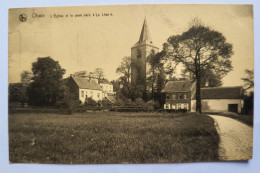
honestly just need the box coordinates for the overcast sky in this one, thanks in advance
[8,4,254,86]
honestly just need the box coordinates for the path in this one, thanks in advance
[209,115,253,160]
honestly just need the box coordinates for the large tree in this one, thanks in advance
[27,57,66,106]
[147,50,166,100]
[164,24,233,113]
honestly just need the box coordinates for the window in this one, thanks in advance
[166,94,170,99]
[97,93,100,99]
[165,104,170,109]
[137,49,141,58]
[172,104,176,109]
[172,94,176,99]
[184,93,187,99]
[81,91,84,98]
[178,93,184,99]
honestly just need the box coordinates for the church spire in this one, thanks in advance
[138,17,152,44]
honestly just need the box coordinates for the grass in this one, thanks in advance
[9,112,219,164]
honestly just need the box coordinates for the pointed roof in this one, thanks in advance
[139,18,152,43]
[132,18,157,48]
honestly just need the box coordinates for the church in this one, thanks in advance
[131,18,159,94]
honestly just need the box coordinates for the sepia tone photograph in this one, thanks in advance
[8,4,254,164]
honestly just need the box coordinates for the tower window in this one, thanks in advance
[137,49,141,58]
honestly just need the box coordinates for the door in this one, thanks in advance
[228,104,238,113]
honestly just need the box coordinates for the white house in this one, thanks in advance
[68,75,103,103]
[162,80,244,113]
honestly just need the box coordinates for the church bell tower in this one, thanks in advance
[131,18,159,95]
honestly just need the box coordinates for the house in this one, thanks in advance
[67,74,103,103]
[162,80,244,113]
[162,80,195,111]
[99,78,115,97]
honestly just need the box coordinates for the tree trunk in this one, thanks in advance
[195,53,202,114]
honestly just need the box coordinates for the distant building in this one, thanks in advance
[131,18,159,93]
[67,74,103,103]
[162,80,244,113]
[67,73,116,104]
[99,78,115,97]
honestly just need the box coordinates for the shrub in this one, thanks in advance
[134,98,145,107]
[145,100,160,110]
[84,97,97,109]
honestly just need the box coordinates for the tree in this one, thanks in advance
[116,56,132,98]
[9,71,32,106]
[147,50,166,100]
[181,67,222,87]
[27,57,66,106]
[241,69,254,91]
[94,68,105,80]
[116,56,131,84]
[164,24,233,113]
[20,71,32,86]
[9,83,28,105]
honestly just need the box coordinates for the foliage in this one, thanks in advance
[116,56,131,84]
[147,50,166,100]
[241,69,254,91]
[134,98,145,107]
[55,84,81,114]
[84,97,97,107]
[9,71,32,106]
[243,91,254,115]
[93,68,105,79]
[9,83,28,105]
[20,71,32,86]
[164,22,233,113]
[27,57,66,106]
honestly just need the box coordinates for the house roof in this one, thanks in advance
[106,95,116,104]
[71,76,102,90]
[162,80,195,93]
[99,78,111,84]
[195,86,243,100]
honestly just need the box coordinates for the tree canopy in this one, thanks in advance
[28,57,66,106]
[164,24,233,113]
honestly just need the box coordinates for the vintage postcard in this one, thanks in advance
[8,4,254,163]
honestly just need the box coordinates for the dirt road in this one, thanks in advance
[209,115,253,160]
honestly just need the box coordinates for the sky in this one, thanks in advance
[8,4,254,86]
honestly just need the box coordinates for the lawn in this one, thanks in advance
[9,112,219,164]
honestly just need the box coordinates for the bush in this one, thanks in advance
[145,100,160,110]
[84,97,97,109]
[134,98,145,107]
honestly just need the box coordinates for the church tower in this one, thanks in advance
[131,18,159,94]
